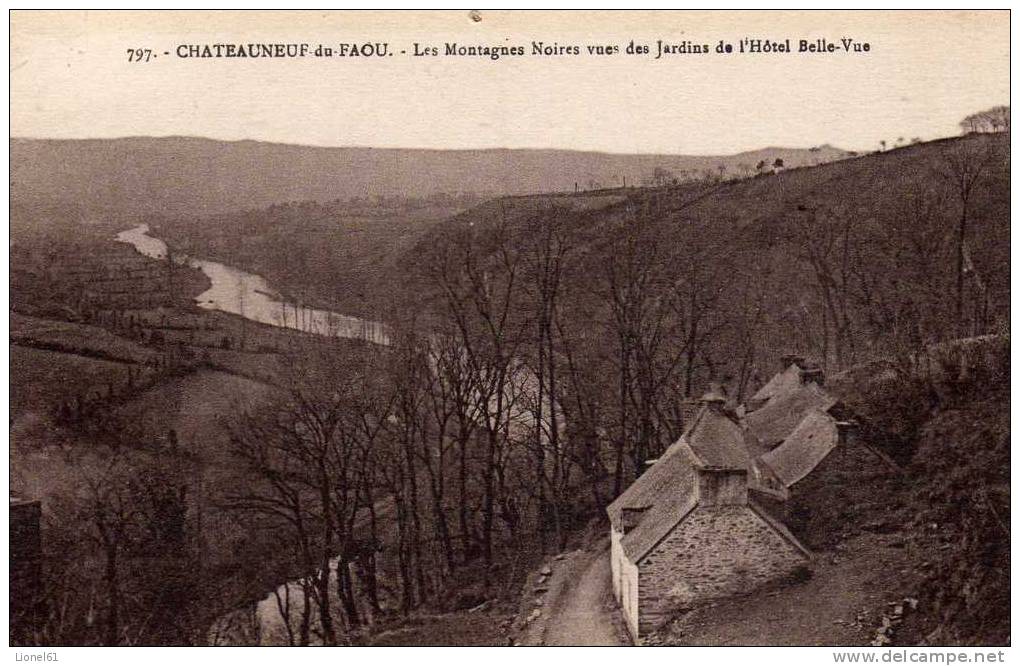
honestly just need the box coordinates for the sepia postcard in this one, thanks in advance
[7,9,1011,656]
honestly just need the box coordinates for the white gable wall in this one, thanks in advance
[610,526,640,640]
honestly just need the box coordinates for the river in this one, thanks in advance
[116,223,391,644]
[115,224,390,346]
[114,223,548,645]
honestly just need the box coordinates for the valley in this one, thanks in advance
[8,130,1009,647]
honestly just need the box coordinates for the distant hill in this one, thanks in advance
[10,136,849,217]
[403,132,1009,366]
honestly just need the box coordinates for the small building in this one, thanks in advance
[758,409,899,546]
[742,368,836,454]
[745,354,809,412]
[607,393,811,640]
[745,360,900,546]
[10,496,42,640]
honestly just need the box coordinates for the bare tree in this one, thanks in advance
[652,167,674,187]
[225,354,386,644]
[854,185,955,371]
[596,213,661,493]
[520,208,577,549]
[79,454,141,646]
[421,208,530,568]
[788,205,860,369]
[595,213,711,489]
[938,140,995,333]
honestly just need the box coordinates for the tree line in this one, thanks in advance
[212,134,1005,641]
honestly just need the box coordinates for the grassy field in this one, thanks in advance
[9,345,150,423]
[9,214,374,642]
[11,312,158,363]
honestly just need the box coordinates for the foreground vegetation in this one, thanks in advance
[188,132,1010,645]
[9,129,1009,646]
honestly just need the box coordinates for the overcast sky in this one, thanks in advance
[10,10,1010,155]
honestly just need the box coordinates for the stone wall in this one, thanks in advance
[636,505,808,636]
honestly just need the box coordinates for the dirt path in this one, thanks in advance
[519,543,630,646]
[544,550,627,646]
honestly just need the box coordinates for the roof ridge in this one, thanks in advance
[686,403,708,433]
[688,408,753,469]
[682,433,707,468]
[860,440,905,475]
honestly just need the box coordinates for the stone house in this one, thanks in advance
[744,360,900,546]
[607,392,811,640]
[606,357,903,639]
[745,354,812,412]
[742,362,836,454]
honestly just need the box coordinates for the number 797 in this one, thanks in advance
[126,48,154,62]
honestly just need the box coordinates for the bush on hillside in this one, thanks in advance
[909,388,1010,645]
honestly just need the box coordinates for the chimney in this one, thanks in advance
[799,365,825,386]
[620,507,649,534]
[696,467,748,506]
[699,386,728,412]
[639,458,658,476]
[781,353,805,370]
[835,420,860,447]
